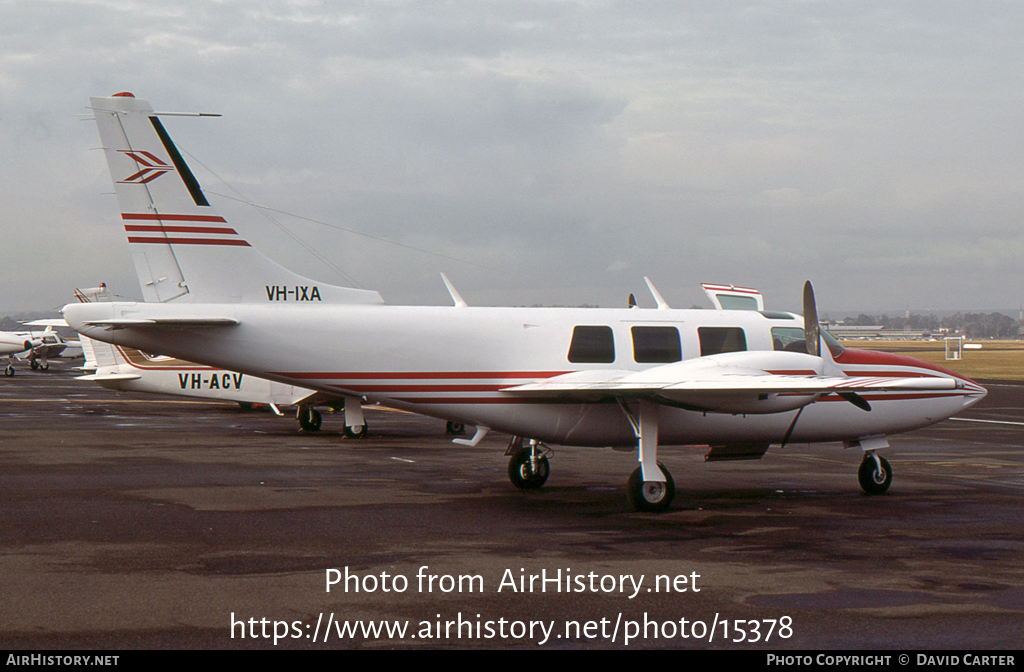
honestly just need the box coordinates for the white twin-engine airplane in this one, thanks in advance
[63,93,987,512]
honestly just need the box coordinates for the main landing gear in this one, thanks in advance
[342,396,368,438]
[506,437,550,490]
[621,399,674,512]
[627,462,675,513]
[298,406,323,431]
[297,404,369,436]
[502,399,677,513]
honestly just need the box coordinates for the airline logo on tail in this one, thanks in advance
[118,150,174,184]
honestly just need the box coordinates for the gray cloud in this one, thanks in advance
[1,1,1022,315]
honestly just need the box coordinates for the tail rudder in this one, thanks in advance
[78,333,121,371]
[90,93,382,306]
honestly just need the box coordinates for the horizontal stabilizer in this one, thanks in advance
[82,317,239,329]
[23,319,70,328]
[75,372,142,382]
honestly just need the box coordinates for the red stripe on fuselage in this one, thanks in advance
[280,371,571,380]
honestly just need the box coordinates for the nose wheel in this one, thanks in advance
[858,453,892,494]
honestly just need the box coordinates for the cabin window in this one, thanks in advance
[631,326,682,363]
[698,327,747,356]
[717,295,759,311]
[567,326,615,363]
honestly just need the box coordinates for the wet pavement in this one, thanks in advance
[1,366,1022,649]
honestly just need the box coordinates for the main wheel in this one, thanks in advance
[445,420,466,435]
[858,455,892,494]
[627,463,675,513]
[4,365,13,377]
[508,447,550,489]
[344,423,368,439]
[299,407,323,431]
[30,360,39,370]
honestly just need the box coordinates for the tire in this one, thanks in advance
[508,447,550,489]
[858,455,892,495]
[237,402,254,411]
[627,463,675,513]
[445,420,466,435]
[299,408,323,431]
[344,423,368,439]
[4,366,13,377]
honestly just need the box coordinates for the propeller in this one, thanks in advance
[803,281,819,358]
[804,280,872,413]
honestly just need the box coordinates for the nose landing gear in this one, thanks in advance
[858,452,892,494]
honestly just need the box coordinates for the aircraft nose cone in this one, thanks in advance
[959,382,987,410]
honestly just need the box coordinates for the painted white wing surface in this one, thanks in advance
[502,351,956,414]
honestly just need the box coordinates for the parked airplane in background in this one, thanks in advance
[77,333,353,430]
[0,331,36,376]
[73,285,362,434]
[63,93,986,512]
[0,322,77,376]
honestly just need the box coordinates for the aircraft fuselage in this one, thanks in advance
[64,301,985,448]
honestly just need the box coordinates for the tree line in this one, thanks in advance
[840,312,1020,339]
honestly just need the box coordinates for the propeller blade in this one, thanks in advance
[838,391,872,412]
[780,406,805,449]
[803,281,819,358]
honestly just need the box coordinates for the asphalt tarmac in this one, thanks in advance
[1,365,1022,650]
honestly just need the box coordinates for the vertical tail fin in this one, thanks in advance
[89,93,383,305]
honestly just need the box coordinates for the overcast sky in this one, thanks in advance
[2,1,1022,316]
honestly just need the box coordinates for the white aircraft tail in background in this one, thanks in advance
[72,285,361,434]
[65,93,987,512]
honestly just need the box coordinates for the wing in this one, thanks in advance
[502,351,956,415]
